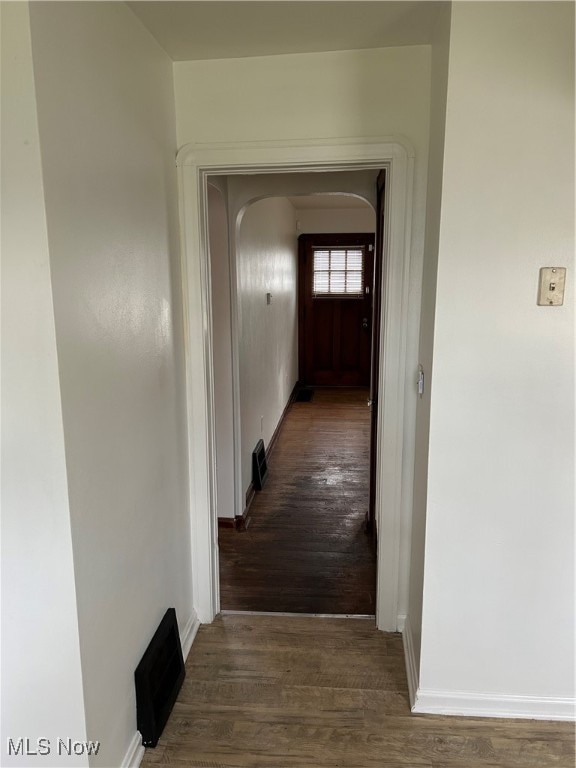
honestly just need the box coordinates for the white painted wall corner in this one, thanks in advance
[400,614,418,709]
[180,609,201,661]
[120,732,145,768]
[400,614,574,721]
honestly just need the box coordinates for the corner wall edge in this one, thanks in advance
[401,614,419,709]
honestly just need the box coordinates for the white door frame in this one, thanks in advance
[176,137,415,630]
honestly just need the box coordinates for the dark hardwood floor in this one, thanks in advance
[218,387,376,614]
[141,614,576,768]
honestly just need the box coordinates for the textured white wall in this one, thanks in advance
[296,206,375,234]
[0,6,88,765]
[419,1,574,710]
[28,3,192,765]
[237,198,298,495]
[208,183,235,519]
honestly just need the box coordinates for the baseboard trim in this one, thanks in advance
[239,484,255,529]
[400,614,418,709]
[267,380,300,459]
[234,381,299,531]
[221,609,375,619]
[218,492,253,530]
[413,688,576,721]
[179,609,200,661]
[121,731,145,768]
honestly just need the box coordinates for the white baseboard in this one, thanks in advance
[414,689,576,721]
[121,731,145,768]
[180,608,200,661]
[396,613,406,632]
[401,615,418,709]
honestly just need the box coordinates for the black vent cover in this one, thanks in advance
[135,608,185,748]
[295,388,314,402]
[252,439,268,491]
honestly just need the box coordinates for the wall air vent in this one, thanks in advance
[252,439,268,491]
[134,608,185,748]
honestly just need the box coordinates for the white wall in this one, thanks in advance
[406,3,451,689]
[28,3,193,765]
[296,206,375,235]
[226,171,379,215]
[208,182,235,519]
[418,1,575,717]
[0,6,88,765]
[174,46,431,148]
[237,197,298,496]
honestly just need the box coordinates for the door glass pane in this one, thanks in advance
[312,246,364,297]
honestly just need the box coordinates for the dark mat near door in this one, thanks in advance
[295,388,314,402]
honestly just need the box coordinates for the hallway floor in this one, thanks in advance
[218,387,376,614]
[141,614,575,768]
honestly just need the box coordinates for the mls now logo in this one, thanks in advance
[57,739,100,756]
[7,738,100,757]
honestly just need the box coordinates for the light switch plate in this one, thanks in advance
[537,267,566,306]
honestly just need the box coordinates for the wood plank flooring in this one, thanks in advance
[218,388,376,614]
[141,614,575,768]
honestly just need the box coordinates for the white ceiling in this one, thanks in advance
[128,2,442,61]
[289,194,372,210]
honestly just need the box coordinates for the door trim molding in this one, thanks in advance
[176,137,415,628]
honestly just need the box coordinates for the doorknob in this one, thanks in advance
[362,317,369,329]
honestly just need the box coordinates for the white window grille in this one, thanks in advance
[312,247,364,297]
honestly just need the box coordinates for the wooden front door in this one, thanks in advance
[298,233,375,387]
